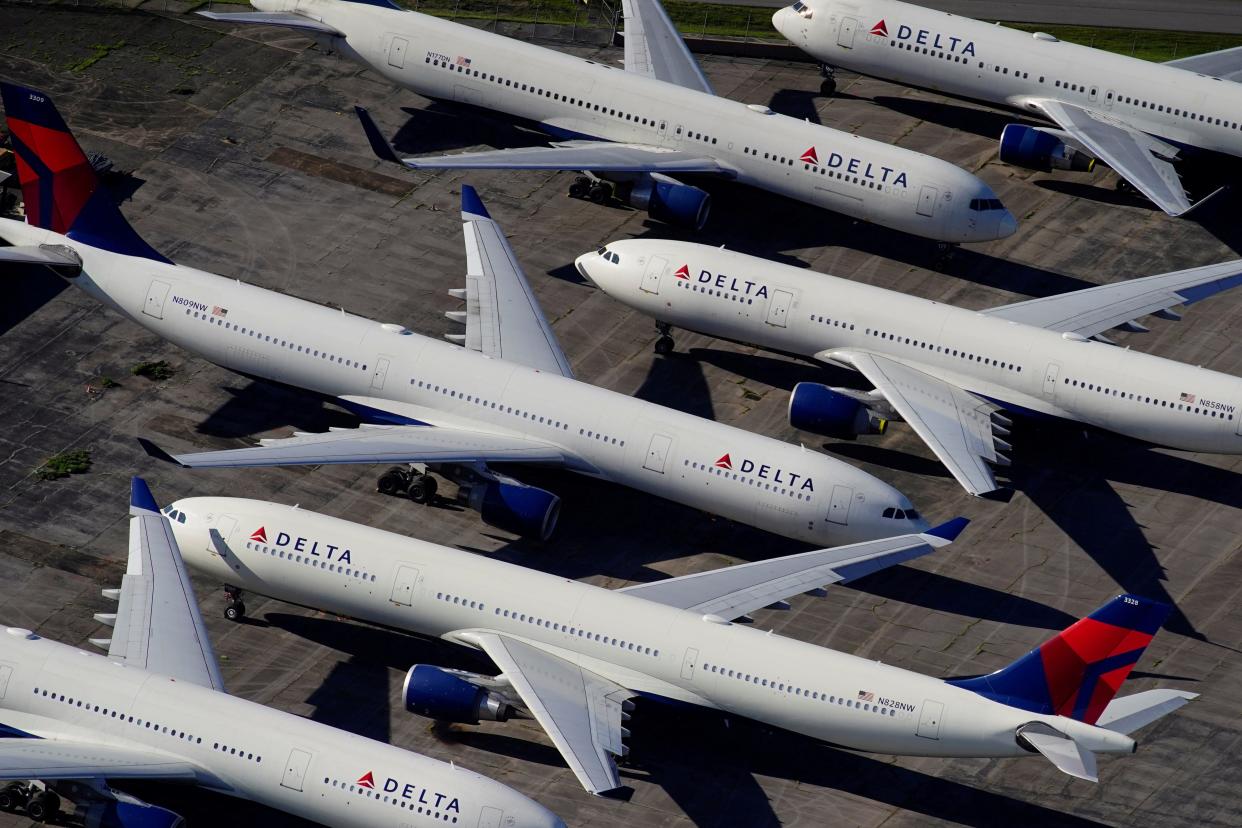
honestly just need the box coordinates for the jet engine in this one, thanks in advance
[999,124,1095,173]
[84,799,186,828]
[788,382,888,439]
[458,478,560,541]
[628,173,712,230]
[403,665,513,724]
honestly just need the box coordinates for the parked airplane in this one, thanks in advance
[0,82,926,545]
[0,479,562,827]
[166,495,1196,793]
[196,0,1018,244]
[574,240,1242,496]
[772,0,1242,215]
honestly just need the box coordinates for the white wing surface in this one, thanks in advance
[981,259,1242,339]
[1164,45,1242,81]
[620,0,715,94]
[459,187,574,377]
[468,633,633,795]
[0,739,198,781]
[619,519,967,620]
[197,11,343,36]
[107,479,224,691]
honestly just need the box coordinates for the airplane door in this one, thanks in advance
[371,356,392,392]
[838,17,858,48]
[1043,362,1060,399]
[826,484,852,525]
[478,807,504,828]
[916,186,938,217]
[387,35,408,68]
[390,564,420,606]
[643,433,672,473]
[143,280,170,320]
[0,664,12,700]
[765,289,793,327]
[680,647,699,680]
[280,748,312,791]
[917,699,944,739]
[641,256,668,294]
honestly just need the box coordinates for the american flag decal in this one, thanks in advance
[212,306,228,318]
[1180,392,1196,403]
[857,690,875,702]
[455,55,472,67]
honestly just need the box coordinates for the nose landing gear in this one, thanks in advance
[819,63,837,95]
[654,322,675,355]
[224,585,246,622]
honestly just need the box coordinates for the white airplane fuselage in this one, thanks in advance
[0,627,560,828]
[774,0,1242,160]
[0,218,925,544]
[169,497,1138,764]
[246,0,1015,243]
[577,240,1242,453]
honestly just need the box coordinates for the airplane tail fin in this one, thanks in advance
[947,594,1172,724]
[0,83,168,262]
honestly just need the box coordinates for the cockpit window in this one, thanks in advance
[882,507,910,519]
[597,246,608,255]
[905,509,919,520]
[882,507,896,518]
[791,1,813,18]
[610,252,620,264]
[177,512,186,524]
[969,198,1005,211]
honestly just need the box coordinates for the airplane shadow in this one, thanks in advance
[1189,187,1242,255]
[767,88,823,124]
[305,655,393,744]
[112,782,321,828]
[869,95,1032,142]
[1034,179,1156,210]
[195,381,361,439]
[823,441,955,479]
[545,260,587,285]
[681,346,832,392]
[391,104,548,156]
[631,351,716,420]
[0,260,68,337]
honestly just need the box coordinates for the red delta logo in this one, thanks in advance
[870,19,889,37]
[674,264,690,280]
[709,453,815,492]
[357,771,376,789]
[249,526,267,543]
[800,146,819,165]
[714,453,733,470]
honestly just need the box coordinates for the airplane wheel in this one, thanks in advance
[377,467,410,496]
[0,783,28,811]
[568,178,590,198]
[1115,179,1134,193]
[654,335,675,355]
[26,791,59,823]
[408,474,438,505]
[224,601,246,622]
[820,78,836,96]
[588,182,611,204]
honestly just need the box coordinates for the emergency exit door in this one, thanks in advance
[838,17,858,48]
[387,35,408,68]
[390,565,420,606]
[641,256,667,294]
[917,186,938,217]
[765,289,793,327]
[281,749,312,791]
[143,280,170,319]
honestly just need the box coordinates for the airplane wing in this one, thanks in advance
[106,479,225,691]
[619,518,967,621]
[355,107,732,175]
[138,424,573,470]
[467,632,633,795]
[834,350,1006,496]
[0,739,199,782]
[197,11,344,37]
[1165,44,1242,82]
[981,259,1242,339]
[0,244,82,270]
[457,186,574,377]
[620,0,715,95]
[1035,99,1199,216]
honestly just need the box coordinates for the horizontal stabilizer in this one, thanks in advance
[197,11,344,37]
[1017,723,1098,782]
[0,244,82,272]
[1096,689,1199,735]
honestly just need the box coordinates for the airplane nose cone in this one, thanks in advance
[573,253,598,288]
[997,209,1018,239]
[772,8,789,34]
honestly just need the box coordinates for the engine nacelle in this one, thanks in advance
[83,800,185,828]
[629,173,711,230]
[461,480,560,541]
[403,665,512,724]
[789,382,887,439]
[999,124,1095,173]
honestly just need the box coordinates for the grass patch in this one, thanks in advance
[68,40,127,73]
[34,449,92,481]
[1005,24,1242,62]
[131,360,175,381]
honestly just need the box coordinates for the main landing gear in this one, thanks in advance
[934,241,958,270]
[568,175,614,205]
[819,63,837,95]
[0,783,60,823]
[654,322,675,355]
[224,585,246,622]
[377,464,439,505]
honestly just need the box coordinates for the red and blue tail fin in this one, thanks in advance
[948,594,1172,725]
[0,82,168,262]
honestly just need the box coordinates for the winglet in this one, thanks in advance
[137,438,187,468]
[130,476,161,515]
[354,106,403,165]
[461,184,491,220]
[924,516,969,543]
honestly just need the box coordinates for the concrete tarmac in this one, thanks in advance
[1,7,1240,828]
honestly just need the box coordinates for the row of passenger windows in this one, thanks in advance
[186,308,368,371]
[326,777,458,823]
[676,278,758,305]
[1063,377,1235,420]
[245,540,377,582]
[889,40,1242,130]
[802,162,892,191]
[866,327,1024,373]
[684,459,813,501]
[702,662,903,717]
[489,604,660,658]
[812,314,855,331]
[31,686,263,762]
